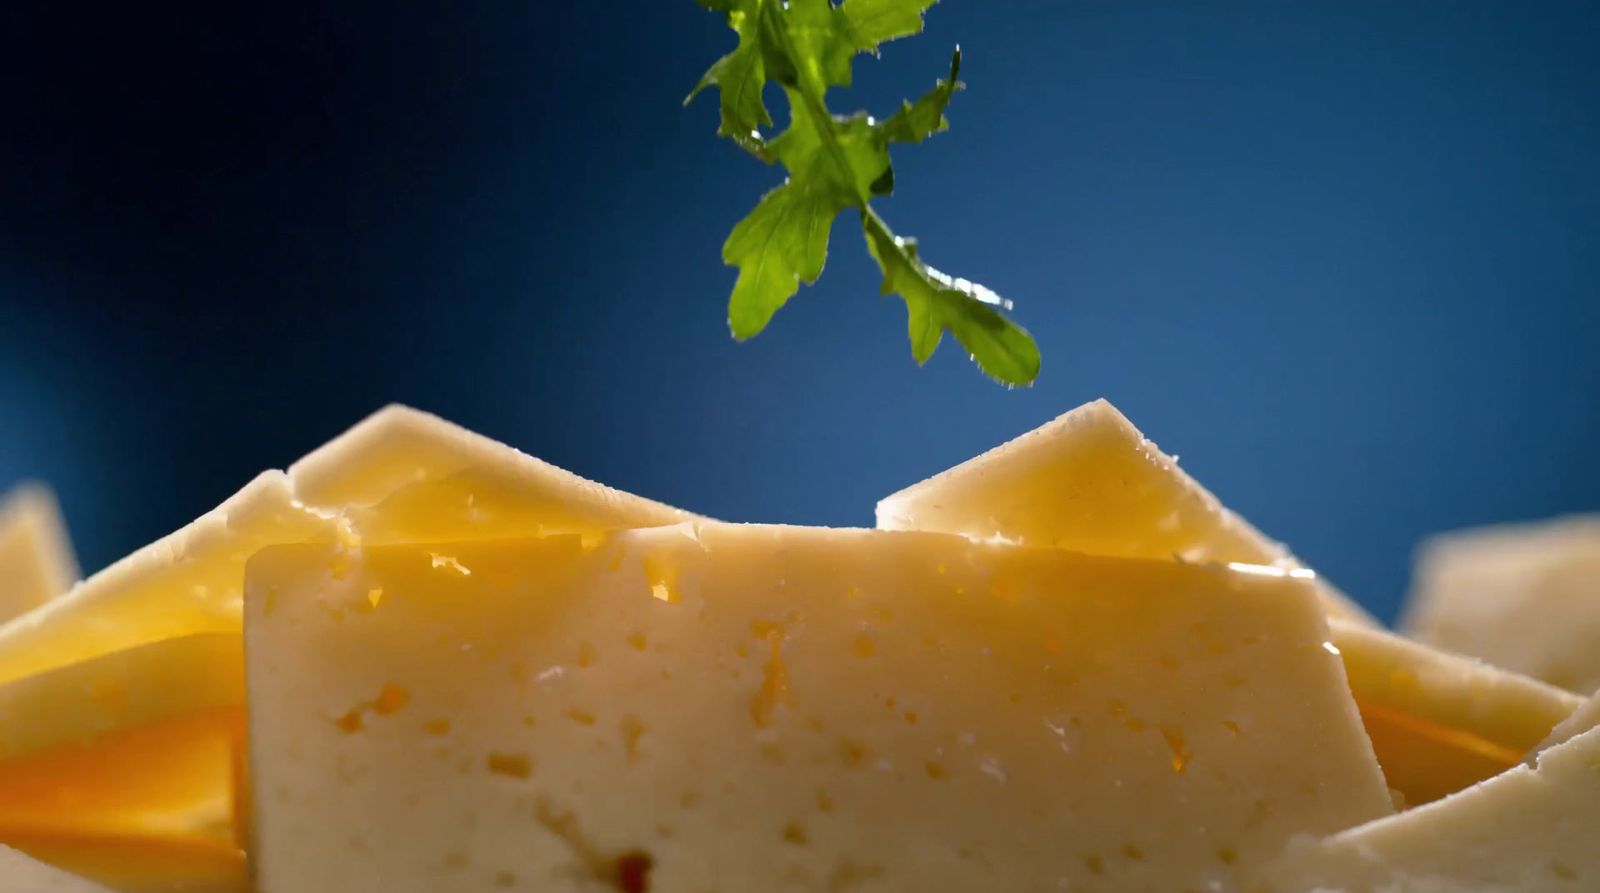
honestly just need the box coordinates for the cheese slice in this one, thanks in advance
[245,524,1393,893]
[0,485,78,624]
[876,399,1374,623]
[0,844,113,893]
[0,634,244,845]
[1533,685,1600,756]
[1250,722,1600,892]
[1403,515,1600,692]
[1328,620,1581,808]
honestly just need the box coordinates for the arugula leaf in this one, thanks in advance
[688,0,1040,385]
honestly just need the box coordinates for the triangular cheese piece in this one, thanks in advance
[0,485,78,624]
[245,524,1392,893]
[1403,515,1600,692]
[1251,722,1600,891]
[876,399,1374,623]
[2,837,246,893]
[1329,619,1580,807]
[0,844,113,893]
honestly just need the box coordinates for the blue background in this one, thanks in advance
[2,1,1596,622]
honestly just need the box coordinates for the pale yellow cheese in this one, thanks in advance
[1328,620,1580,807]
[1403,515,1600,692]
[245,524,1392,893]
[0,844,113,893]
[2,837,247,893]
[1532,685,1600,756]
[876,398,1374,623]
[0,485,78,624]
[1249,722,1600,893]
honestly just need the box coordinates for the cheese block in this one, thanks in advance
[1328,620,1581,807]
[876,399,1374,623]
[1249,722,1600,892]
[0,844,113,893]
[1403,515,1600,692]
[245,524,1393,893]
[0,485,78,624]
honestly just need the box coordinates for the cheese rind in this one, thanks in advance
[1403,515,1600,692]
[876,399,1373,623]
[0,485,78,624]
[1250,723,1600,893]
[1328,620,1581,807]
[246,524,1392,893]
[0,844,113,893]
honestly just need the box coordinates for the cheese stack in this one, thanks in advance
[0,400,1592,892]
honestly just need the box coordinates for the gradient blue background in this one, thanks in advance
[2,1,1596,622]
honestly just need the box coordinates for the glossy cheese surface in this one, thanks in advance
[1329,620,1580,807]
[246,524,1391,893]
[1251,723,1600,892]
[876,399,1373,623]
[0,485,78,625]
[1404,515,1600,692]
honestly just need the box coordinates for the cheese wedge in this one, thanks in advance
[1328,620,1580,807]
[0,484,78,624]
[1403,515,1600,692]
[0,844,113,893]
[245,524,1392,893]
[876,399,1374,623]
[0,406,694,877]
[1250,722,1600,892]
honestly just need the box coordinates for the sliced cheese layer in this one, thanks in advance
[0,635,244,846]
[3,836,247,893]
[0,484,78,624]
[876,399,1373,623]
[1403,515,1600,692]
[246,525,1392,893]
[1250,722,1600,892]
[0,844,113,893]
[1328,620,1581,807]
[0,405,695,876]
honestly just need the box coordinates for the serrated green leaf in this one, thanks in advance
[723,179,848,339]
[841,0,938,52]
[880,48,962,145]
[687,1,773,156]
[861,209,1038,384]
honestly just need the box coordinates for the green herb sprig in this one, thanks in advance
[687,0,1040,386]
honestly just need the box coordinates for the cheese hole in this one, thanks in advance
[495,871,517,887]
[1161,727,1191,774]
[486,752,532,779]
[423,717,452,736]
[924,760,950,780]
[626,632,648,651]
[373,684,410,716]
[565,708,596,726]
[577,642,597,668]
[1215,846,1237,865]
[613,852,653,893]
[781,821,808,845]
[1123,844,1145,861]
[1084,855,1105,876]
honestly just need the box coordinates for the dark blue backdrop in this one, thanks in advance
[2,2,1596,622]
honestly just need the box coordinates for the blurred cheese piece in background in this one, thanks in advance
[1250,722,1600,892]
[0,844,113,893]
[0,484,78,624]
[1403,515,1600,692]
[0,405,694,880]
[245,524,1392,893]
[1328,619,1580,807]
[876,399,1374,623]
